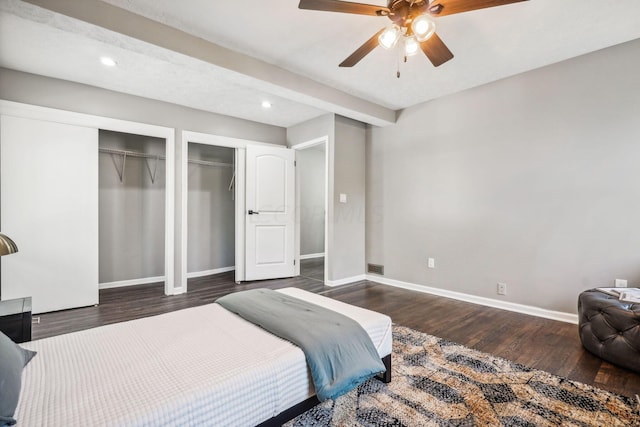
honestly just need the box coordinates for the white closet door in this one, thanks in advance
[1,115,99,313]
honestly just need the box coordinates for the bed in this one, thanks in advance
[11,288,392,426]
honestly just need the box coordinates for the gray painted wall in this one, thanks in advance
[298,145,325,256]
[99,130,165,283]
[334,116,366,279]
[287,114,335,147]
[365,125,385,266]
[366,38,640,314]
[287,114,336,279]
[287,114,367,281]
[187,144,235,272]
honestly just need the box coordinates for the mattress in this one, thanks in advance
[15,288,392,427]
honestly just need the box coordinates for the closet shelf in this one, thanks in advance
[99,147,233,168]
[100,147,233,184]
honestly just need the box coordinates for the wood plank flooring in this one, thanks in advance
[32,263,640,399]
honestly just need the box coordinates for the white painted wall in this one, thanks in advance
[366,38,640,314]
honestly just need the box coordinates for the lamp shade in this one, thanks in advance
[0,233,18,256]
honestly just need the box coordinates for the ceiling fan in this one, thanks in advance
[298,0,528,69]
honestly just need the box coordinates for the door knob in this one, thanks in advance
[248,209,259,215]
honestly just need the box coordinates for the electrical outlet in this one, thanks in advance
[428,258,435,269]
[497,282,507,295]
[614,279,628,288]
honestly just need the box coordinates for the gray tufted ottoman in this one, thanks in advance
[578,289,640,373]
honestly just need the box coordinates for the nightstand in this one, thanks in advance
[0,296,32,343]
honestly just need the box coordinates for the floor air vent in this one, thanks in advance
[367,263,384,275]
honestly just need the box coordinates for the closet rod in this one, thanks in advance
[99,147,233,168]
[188,158,233,168]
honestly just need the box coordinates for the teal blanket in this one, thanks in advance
[216,289,385,401]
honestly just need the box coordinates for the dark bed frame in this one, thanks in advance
[256,354,391,427]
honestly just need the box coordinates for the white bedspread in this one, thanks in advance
[15,288,392,427]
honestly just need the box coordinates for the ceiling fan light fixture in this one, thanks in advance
[404,36,420,56]
[378,24,402,49]
[412,14,436,42]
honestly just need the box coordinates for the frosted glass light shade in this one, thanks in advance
[378,25,402,49]
[412,14,436,42]
[404,36,420,56]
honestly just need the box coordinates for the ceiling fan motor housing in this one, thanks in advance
[387,0,431,32]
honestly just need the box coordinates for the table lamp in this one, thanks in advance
[0,233,18,256]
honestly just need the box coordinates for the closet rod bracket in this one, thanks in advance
[145,155,160,184]
[110,152,127,183]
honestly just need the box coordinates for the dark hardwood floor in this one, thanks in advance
[32,270,640,399]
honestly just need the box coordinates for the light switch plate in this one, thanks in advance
[339,193,347,203]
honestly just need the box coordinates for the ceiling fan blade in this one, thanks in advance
[420,33,454,67]
[299,0,390,16]
[429,0,528,17]
[339,28,385,67]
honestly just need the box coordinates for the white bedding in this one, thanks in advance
[15,288,392,427]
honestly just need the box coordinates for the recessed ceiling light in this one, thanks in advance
[261,101,272,109]
[100,57,117,67]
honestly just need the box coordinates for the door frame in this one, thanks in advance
[179,131,287,290]
[291,136,329,284]
[0,100,176,296]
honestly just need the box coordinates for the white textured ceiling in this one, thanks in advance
[1,0,640,127]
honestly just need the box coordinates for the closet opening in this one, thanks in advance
[186,143,236,286]
[294,138,328,284]
[98,130,166,291]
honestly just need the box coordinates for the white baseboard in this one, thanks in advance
[169,286,185,295]
[326,274,367,287]
[186,266,235,279]
[366,275,578,324]
[99,276,165,290]
[300,253,325,260]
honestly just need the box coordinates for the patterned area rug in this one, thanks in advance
[285,325,640,426]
